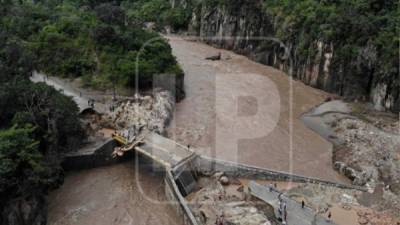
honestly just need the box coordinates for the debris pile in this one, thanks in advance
[188,173,272,225]
[333,118,400,189]
[110,91,174,136]
[102,90,174,157]
[301,100,400,220]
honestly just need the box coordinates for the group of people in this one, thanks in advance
[278,192,334,224]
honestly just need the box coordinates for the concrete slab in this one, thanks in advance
[135,133,194,168]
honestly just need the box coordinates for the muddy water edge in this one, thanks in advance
[47,159,182,225]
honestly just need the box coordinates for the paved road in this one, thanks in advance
[249,181,335,225]
[30,71,107,113]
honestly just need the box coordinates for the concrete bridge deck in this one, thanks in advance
[249,181,335,225]
[135,133,195,168]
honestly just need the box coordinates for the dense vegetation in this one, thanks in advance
[0,14,83,223]
[186,0,398,79]
[1,0,183,90]
[122,0,193,31]
[0,0,184,224]
[263,0,399,89]
[173,0,398,110]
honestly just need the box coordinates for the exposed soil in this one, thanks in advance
[187,174,275,225]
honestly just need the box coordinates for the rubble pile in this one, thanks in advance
[110,90,174,137]
[333,118,400,188]
[372,119,399,135]
[302,100,400,220]
[188,174,272,225]
[331,115,400,218]
[356,207,399,225]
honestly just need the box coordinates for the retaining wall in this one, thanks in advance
[194,155,366,191]
[62,139,126,171]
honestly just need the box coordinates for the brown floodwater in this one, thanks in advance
[166,36,343,182]
[47,35,346,225]
[47,162,182,225]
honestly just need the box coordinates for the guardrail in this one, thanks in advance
[195,155,367,191]
[165,170,199,225]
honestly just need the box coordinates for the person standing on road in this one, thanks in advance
[327,211,332,222]
[283,201,288,223]
[278,198,282,218]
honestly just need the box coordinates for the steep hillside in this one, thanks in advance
[171,0,399,112]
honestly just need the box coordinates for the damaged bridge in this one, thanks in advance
[129,132,195,168]
[113,132,198,197]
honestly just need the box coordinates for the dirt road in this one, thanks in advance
[166,36,344,182]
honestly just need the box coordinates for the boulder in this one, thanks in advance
[219,176,230,185]
[334,161,346,172]
[389,182,400,195]
[205,52,221,61]
[344,167,358,180]
[358,217,369,225]
[213,172,224,179]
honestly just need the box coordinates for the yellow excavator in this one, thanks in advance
[112,133,128,145]
[111,131,146,157]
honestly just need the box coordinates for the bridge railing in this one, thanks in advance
[165,170,199,225]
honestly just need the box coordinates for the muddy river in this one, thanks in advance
[48,162,181,225]
[47,36,345,224]
[166,36,342,182]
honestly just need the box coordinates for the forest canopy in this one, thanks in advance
[1,0,183,90]
[0,0,184,224]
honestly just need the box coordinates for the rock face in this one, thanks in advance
[1,193,46,225]
[173,0,399,112]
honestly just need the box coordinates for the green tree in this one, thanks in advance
[0,126,44,196]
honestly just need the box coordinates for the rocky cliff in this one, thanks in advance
[173,0,399,112]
